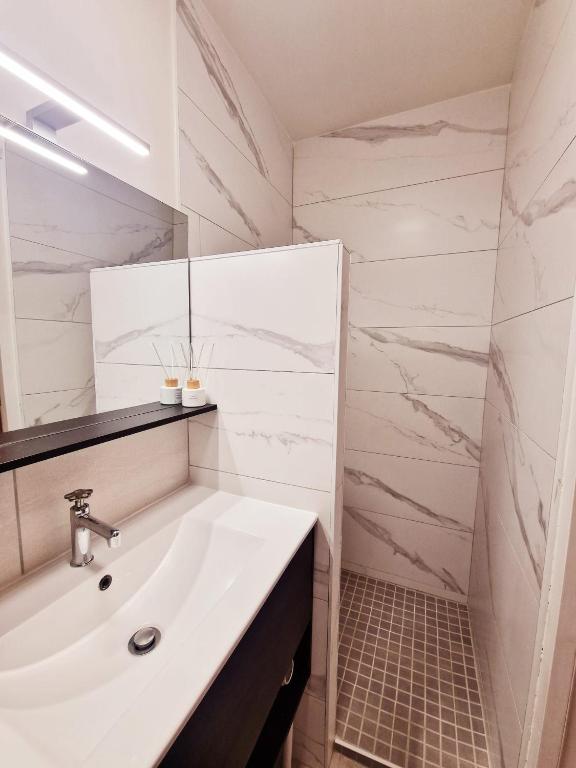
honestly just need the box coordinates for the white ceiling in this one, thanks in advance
[203,0,531,140]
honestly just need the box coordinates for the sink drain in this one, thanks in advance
[128,626,161,656]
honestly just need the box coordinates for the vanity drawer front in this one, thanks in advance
[160,528,314,768]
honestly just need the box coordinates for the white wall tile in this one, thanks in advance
[345,391,484,467]
[481,403,555,599]
[176,0,292,202]
[294,86,508,205]
[93,363,162,412]
[486,299,573,457]
[349,251,496,327]
[342,505,472,599]
[494,138,576,323]
[189,244,339,373]
[11,238,95,323]
[16,319,93,395]
[6,151,175,266]
[179,91,291,249]
[293,171,503,262]
[198,217,253,257]
[503,2,576,240]
[188,368,335,491]
[348,325,490,397]
[22,388,96,427]
[344,449,478,532]
[91,260,189,366]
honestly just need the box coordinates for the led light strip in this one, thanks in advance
[0,124,87,175]
[0,48,149,156]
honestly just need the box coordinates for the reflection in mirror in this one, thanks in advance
[0,117,189,432]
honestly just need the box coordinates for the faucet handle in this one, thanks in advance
[65,489,93,512]
[64,489,93,502]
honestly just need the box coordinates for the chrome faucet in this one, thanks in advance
[65,489,121,567]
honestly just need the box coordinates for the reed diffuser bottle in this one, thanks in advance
[181,342,212,407]
[153,343,183,405]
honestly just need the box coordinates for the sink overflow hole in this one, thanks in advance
[128,627,161,656]
[99,574,112,591]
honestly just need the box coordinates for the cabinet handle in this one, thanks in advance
[282,660,295,686]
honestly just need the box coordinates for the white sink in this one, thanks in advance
[0,485,317,767]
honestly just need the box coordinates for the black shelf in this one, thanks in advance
[0,402,217,473]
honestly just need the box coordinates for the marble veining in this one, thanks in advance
[322,120,506,143]
[176,0,269,180]
[180,125,262,243]
[487,337,519,426]
[94,315,189,362]
[345,504,466,595]
[192,314,335,372]
[344,465,473,533]
[404,394,481,463]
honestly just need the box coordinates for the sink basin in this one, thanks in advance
[0,485,317,767]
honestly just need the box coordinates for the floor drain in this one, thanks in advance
[128,626,161,655]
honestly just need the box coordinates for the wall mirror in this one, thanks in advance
[0,115,190,437]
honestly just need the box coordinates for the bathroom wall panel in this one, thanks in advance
[93,363,164,412]
[344,449,478,532]
[493,138,576,324]
[348,325,490,398]
[486,298,573,458]
[350,251,496,327]
[342,505,472,601]
[188,368,335,491]
[293,170,502,263]
[14,421,189,573]
[345,391,483,467]
[502,1,576,241]
[176,0,292,202]
[91,261,189,367]
[189,245,339,374]
[481,403,555,599]
[0,472,22,590]
[294,88,506,604]
[179,92,291,249]
[294,86,508,205]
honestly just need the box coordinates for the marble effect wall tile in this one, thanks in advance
[188,367,336,491]
[179,91,291,249]
[344,449,478,532]
[502,2,576,240]
[15,422,189,573]
[345,391,484,467]
[494,138,576,323]
[198,216,253,256]
[90,261,189,367]
[293,692,326,768]
[293,171,502,262]
[16,319,93,396]
[11,238,95,324]
[22,388,96,427]
[481,403,555,599]
[176,0,292,202]
[6,151,175,267]
[342,505,472,599]
[350,251,496,328]
[93,363,163,412]
[348,325,490,397]
[189,244,338,373]
[0,473,22,590]
[486,298,573,457]
[294,86,508,205]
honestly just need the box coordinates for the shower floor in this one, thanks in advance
[336,571,489,768]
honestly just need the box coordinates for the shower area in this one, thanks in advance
[292,1,576,766]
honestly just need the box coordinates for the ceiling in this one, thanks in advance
[203,0,531,140]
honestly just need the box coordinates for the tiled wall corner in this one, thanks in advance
[293,86,508,602]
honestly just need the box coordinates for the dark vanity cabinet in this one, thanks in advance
[160,529,314,768]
